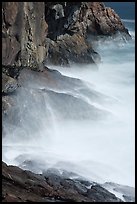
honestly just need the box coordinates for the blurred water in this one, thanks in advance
[2,20,135,189]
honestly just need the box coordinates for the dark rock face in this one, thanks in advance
[2,162,122,202]
[45,2,130,40]
[2,2,132,202]
[46,34,98,66]
[2,37,20,66]
[84,2,130,36]
[44,2,130,66]
[2,73,18,94]
[2,2,130,68]
[2,2,48,69]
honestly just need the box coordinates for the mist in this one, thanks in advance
[2,26,135,189]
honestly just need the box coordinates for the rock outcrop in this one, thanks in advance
[2,73,18,94]
[46,34,100,66]
[44,2,130,66]
[2,2,133,202]
[2,2,130,69]
[2,162,122,202]
[45,2,130,39]
[2,2,48,69]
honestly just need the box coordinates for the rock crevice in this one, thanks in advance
[2,2,130,69]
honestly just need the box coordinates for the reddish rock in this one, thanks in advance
[45,2,130,39]
[2,2,130,68]
[46,34,98,66]
[3,2,18,26]
[2,162,122,202]
[2,2,48,69]
[2,37,20,66]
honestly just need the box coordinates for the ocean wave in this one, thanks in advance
[121,19,135,23]
[129,30,135,39]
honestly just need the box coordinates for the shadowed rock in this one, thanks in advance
[2,73,18,94]
[2,162,122,202]
[2,2,131,68]
[2,2,48,69]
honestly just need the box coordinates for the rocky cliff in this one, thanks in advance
[2,2,130,69]
[2,2,48,69]
[2,1,131,121]
[2,2,132,202]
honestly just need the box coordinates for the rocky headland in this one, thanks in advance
[2,2,134,202]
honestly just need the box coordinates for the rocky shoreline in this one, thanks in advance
[2,2,130,69]
[2,162,135,202]
[2,2,133,202]
[2,162,122,202]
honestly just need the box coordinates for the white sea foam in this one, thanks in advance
[2,24,135,192]
[121,19,135,23]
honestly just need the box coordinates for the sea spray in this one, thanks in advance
[2,23,135,189]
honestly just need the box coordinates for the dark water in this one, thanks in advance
[104,2,135,20]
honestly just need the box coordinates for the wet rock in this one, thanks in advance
[44,2,130,66]
[2,65,23,79]
[44,89,108,120]
[2,67,110,137]
[87,184,122,202]
[2,73,18,94]
[102,182,135,202]
[45,2,130,40]
[16,68,110,121]
[2,2,131,68]
[2,96,14,116]
[2,162,123,202]
[85,2,130,38]
[17,67,108,103]
[46,34,98,66]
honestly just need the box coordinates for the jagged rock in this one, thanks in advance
[2,65,23,79]
[2,2,18,26]
[46,33,99,66]
[45,2,130,39]
[2,3,133,202]
[2,73,18,94]
[102,182,135,202]
[84,2,130,37]
[2,37,20,66]
[2,162,122,202]
[2,2,131,68]
[2,96,14,116]
[44,2,130,66]
[87,185,122,202]
[12,68,110,122]
[2,2,48,69]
